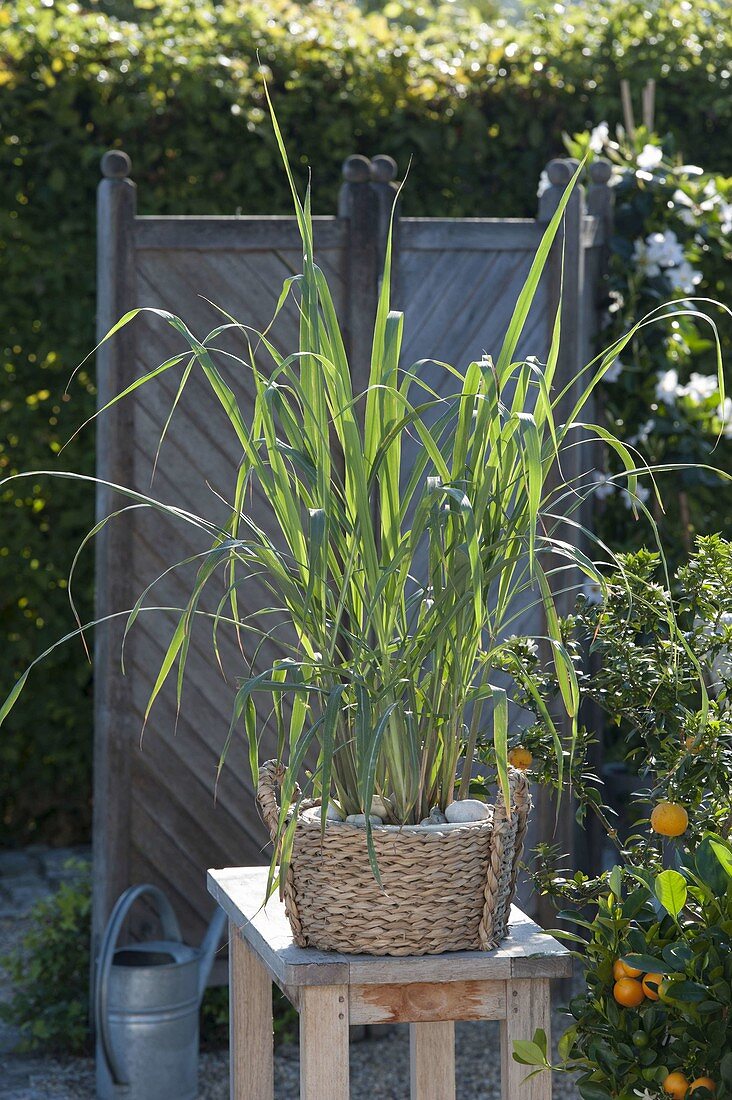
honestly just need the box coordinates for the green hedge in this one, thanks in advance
[2,0,731,844]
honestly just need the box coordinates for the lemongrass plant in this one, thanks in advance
[1,97,727,887]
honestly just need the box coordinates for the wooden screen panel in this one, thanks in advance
[118,235,346,945]
[396,228,551,642]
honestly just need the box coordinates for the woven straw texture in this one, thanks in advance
[257,761,531,956]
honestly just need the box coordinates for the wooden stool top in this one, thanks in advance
[208,867,572,989]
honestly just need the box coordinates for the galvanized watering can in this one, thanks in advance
[94,883,226,1100]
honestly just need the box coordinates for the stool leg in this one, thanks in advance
[299,985,350,1100]
[409,1022,456,1100]
[229,923,274,1100]
[499,978,551,1100]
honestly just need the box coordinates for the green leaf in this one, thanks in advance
[578,1083,614,1100]
[709,837,732,878]
[608,865,623,900]
[695,836,731,895]
[654,869,687,917]
[512,1039,548,1067]
[622,954,667,974]
[661,980,709,1003]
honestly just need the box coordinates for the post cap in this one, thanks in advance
[546,158,573,186]
[589,159,612,185]
[101,150,132,179]
[342,154,372,183]
[371,155,397,183]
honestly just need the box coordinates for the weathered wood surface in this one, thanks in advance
[93,151,139,953]
[207,866,573,990]
[349,979,507,1024]
[299,985,350,1100]
[500,978,552,1100]
[410,1021,456,1100]
[135,214,347,251]
[219,866,568,1099]
[229,924,274,1100]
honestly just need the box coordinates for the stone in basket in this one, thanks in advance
[257,760,531,957]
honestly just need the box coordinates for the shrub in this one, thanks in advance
[2,0,731,842]
[0,863,92,1055]
[563,126,732,565]
[511,537,732,1095]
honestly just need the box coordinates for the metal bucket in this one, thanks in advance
[95,883,223,1100]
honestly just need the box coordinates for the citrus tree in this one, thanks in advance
[504,536,732,1097]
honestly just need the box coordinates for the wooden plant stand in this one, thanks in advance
[208,867,572,1100]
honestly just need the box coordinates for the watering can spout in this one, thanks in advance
[197,905,227,1003]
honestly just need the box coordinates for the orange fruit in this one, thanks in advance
[651,802,689,837]
[689,1080,716,1095]
[685,735,702,754]
[613,977,645,1007]
[615,957,642,979]
[663,1073,690,1099]
[613,960,626,980]
[642,972,664,1001]
[508,746,533,770]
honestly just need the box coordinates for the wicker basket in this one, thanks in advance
[256,761,531,956]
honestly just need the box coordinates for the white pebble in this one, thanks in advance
[300,804,344,824]
[345,814,382,826]
[370,796,390,819]
[444,799,490,823]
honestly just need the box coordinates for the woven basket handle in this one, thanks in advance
[505,766,531,891]
[256,760,309,945]
[478,766,532,950]
[257,760,290,842]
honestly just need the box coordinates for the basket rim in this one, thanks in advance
[295,816,494,833]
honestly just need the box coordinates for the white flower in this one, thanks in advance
[633,230,685,277]
[537,170,550,198]
[621,483,651,510]
[604,358,623,383]
[719,200,732,235]
[672,189,697,226]
[717,397,732,438]
[655,368,680,404]
[637,143,663,171]
[646,230,685,268]
[627,418,655,446]
[667,260,702,295]
[632,238,661,277]
[679,372,718,405]
[634,1090,661,1100]
[589,121,610,153]
[592,471,616,500]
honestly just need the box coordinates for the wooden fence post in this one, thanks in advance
[587,159,614,240]
[338,153,401,393]
[582,158,615,879]
[338,155,380,397]
[534,159,588,923]
[93,150,138,955]
[369,154,400,299]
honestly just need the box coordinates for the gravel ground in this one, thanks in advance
[1,1014,580,1098]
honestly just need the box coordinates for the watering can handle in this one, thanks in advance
[94,883,182,1087]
